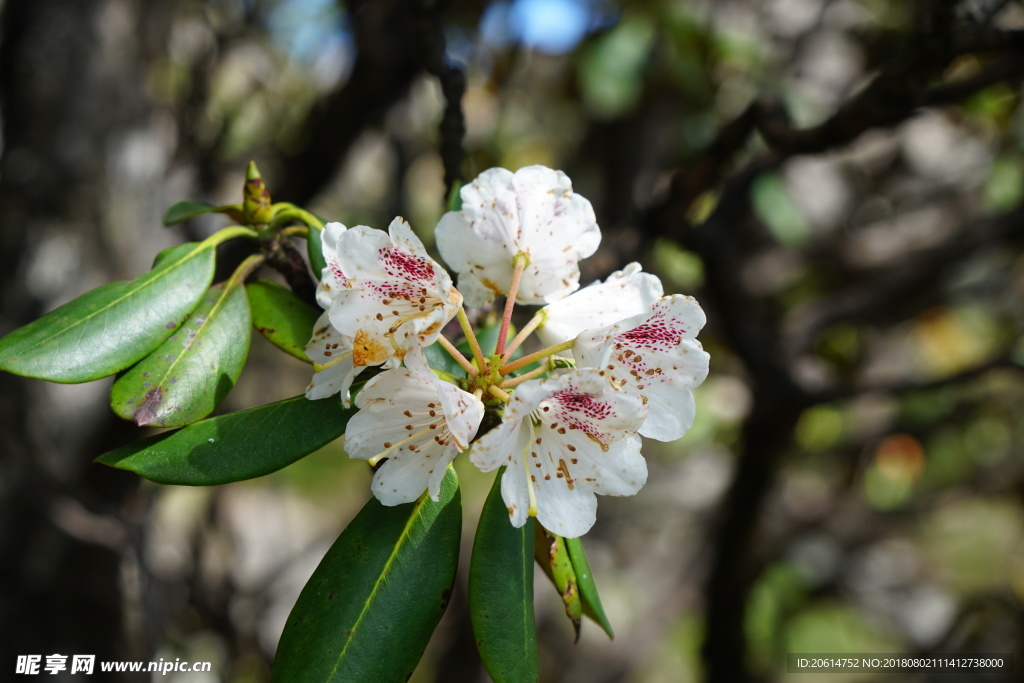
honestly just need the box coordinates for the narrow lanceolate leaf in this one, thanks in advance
[163,199,244,226]
[534,526,582,641]
[110,281,251,427]
[307,224,327,280]
[469,470,539,683]
[0,242,215,383]
[565,536,614,639]
[272,469,462,683]
[96,396,354,485]
[247,279,319,362]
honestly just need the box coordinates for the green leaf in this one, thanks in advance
[109,281,251,427]
[96,395,354,485]
[423,341,467,378]
[272,469,462,683]
[0,242,215,383]
[163,200,244,226]
[565,536,614,639]
[307,224,327,280]
[247,279,320,362]
[469,470,538,683]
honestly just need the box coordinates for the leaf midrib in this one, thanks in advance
[148,279,242,395]
[326,497,428,680]
[20,243,209,350]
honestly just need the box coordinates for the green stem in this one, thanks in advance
[500,340,574,375]
[271,204,326,231]
[227,253,266,287]
[202,226,260,248]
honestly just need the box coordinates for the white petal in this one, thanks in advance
[371,455,453,505]
[436,165,600,306]
[316,222,350,309]
[575,296,711,440]
[469,418,522,472]
[638,383,697,441]
[533,476,598,538]
[346,367,463,504]
[387,216,430,259]
[304,313,363,404]
[538,263,664,348]
[499,442,532,529]
[435,381,484,450]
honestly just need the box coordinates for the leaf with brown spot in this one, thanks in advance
[109,281,250,427]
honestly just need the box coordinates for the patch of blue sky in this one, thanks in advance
[481,0,617,55]
[267,0,352,64]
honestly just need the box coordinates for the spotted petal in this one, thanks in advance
[470,369,647,537]
[436,165,600,307]
[315,221,350,309]
[327,218,462,367]
[575,295,710,442]
[304,312,365,406]
[346,365,483,504]
[537,262,664,349]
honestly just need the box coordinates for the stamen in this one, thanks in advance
[368,426,435,465]
[313,349,354,372]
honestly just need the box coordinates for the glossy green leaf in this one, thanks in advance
[272,469,462,683]
[0,242,215,383]
[307,224,327,280]
[565,536,615,639]
[535,526,583,640]
[110,281,251,427]
[96,395,354,485]
[247,279,319,362]
[469,470,538,683]
[163,199,244,226]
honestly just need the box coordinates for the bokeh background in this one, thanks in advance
[2,0,1024,681]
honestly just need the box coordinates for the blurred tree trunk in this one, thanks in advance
[0,1,179,677]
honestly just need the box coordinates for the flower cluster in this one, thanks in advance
[306,165,710,537]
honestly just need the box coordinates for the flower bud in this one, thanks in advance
[243,161,273,225]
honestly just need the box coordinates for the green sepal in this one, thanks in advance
[534,525,583,641]
[565,536,614,639]
[163,200,244,226]
[109,280,251,427]
[247,279,319,362]
[272,468,462,683]
[469,469,539,682]
[96,395,354,485]
[0,242,215,383]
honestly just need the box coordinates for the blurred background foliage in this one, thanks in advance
[2,0,1024,681]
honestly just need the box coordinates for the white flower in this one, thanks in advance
[304,312,370,405]
[327,217,462,367]
[344,355,484,504]
[536,262,663,349]
[574,295,710,442]
[435,165,600,308]
[315,221,349,309]
[470,369,648,538]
